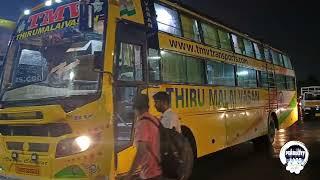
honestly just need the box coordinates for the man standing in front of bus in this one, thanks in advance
[153,92,181,133]
[125,94,162,180]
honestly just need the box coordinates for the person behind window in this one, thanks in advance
[153,92,181,133]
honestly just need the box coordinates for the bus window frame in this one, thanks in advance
[263,47,272,63]
[206,59,236,87]
[217,29,232,52]
[253,42,266,62]
[236,65,258,88]
[243,38,255,58]
[179,12,202,43]
[154,2,183,38]
[257,70,269,89]
[147,49,162,83]
[285,75,296,91]
[160,50,208,86]
[158,50,239,88]
[199,21,222,50]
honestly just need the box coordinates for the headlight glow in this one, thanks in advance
[75,136,91,152]
[56,135,93,158]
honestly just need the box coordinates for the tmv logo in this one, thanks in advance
[27,2,79,30]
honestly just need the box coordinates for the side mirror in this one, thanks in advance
[93,51,103,71]
[79,2,94,32]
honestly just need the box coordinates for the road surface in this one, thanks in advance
[191,119,320,180]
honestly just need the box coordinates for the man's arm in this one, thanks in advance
[125,141,149,180]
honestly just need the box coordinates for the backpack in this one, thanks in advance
[142,116,194,180]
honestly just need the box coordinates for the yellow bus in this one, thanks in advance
[0,0,297,179]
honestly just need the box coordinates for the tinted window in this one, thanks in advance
[258,71,268,88]
[275,74,286,90]
[279,54,284,66]
[201,23,220,48]
[283,55,293,69]
[237,66,257,88]
[207,60,235,86]
[243,39,254,57]
[286,76,295,90]
[118,43,143,81]
[287,57,293,69]
[155,3,181,36]
[181,14,201,42]
[264,48,272,63]
[161,51,186,83]
[253,42,264,60]
[186,56,205,84]
[218,29,232,51]
[271,50,282,66]
[148,49,161,81]
[232,34,245,55]
[161,51,205,84]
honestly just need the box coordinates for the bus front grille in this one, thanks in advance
[6,142,23,151]
[0,123,72,137]
[6,142,50,152]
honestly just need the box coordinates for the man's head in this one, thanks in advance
[133,94,149,116]
[153,92,170,113]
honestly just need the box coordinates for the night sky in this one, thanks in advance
[0,0,318,81]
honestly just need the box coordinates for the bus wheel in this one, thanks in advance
[181,127,196,179]
[182,128,197,161]
[182,137,194,180]
[267,117,276,144]
[253,116,276,151]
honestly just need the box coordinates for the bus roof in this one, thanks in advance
[21,0,288,56]
[164,0,288,56]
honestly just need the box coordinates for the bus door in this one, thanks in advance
[113,21,148,175]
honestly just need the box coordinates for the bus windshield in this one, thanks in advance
[1,0,106,104]
[305,94,320,101]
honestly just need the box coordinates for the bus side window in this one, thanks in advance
[258,71,268,88]
[148,48,161,82]
[117,43,143,81]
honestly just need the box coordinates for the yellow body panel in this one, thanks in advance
[274,65,295,77]
[148,85,269,156]
[278,91,298,129]
[0,97,114,179]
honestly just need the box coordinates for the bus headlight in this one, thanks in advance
[75,136,91,151]
[56,136,92,158]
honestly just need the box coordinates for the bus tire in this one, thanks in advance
[182,137,194,180]
[181,127,196,180]
[253,115,276,150]
[182,127,197,160]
